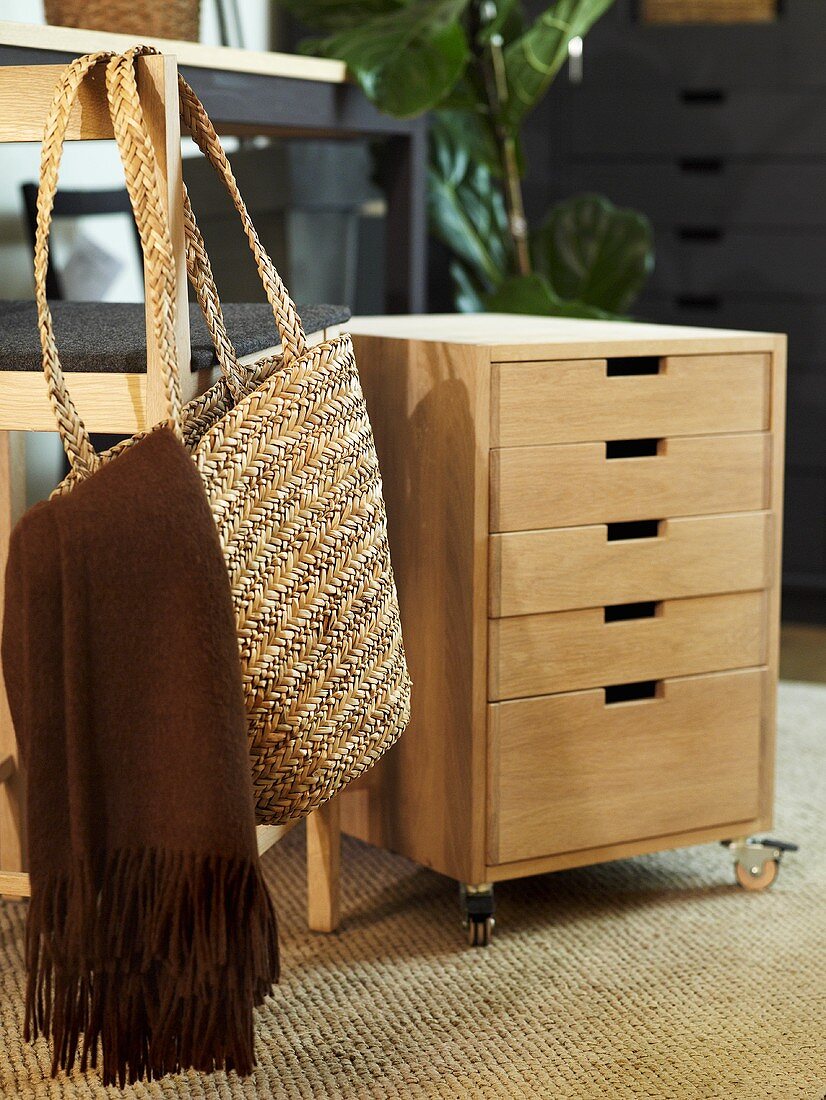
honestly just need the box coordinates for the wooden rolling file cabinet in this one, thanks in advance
[345,315,787,944]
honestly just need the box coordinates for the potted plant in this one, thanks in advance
[280,0,654,318]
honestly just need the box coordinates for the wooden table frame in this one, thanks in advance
[0,19,428,315]
[0,46,343,933]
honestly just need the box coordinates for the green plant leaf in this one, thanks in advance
[485,272,614,317]
[531,193,654,314]
[476,0,524,45]
[435,107,500,174]
[311,0,472,117]
[503,0,614,125]
[450,259,487,312]
[428,112,511,289]
[439,73,479,111]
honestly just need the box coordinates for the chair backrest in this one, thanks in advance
[20,182,141,301]
[0,55,190,428]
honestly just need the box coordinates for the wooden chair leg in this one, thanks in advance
[306,798,341,932]
[0,431,28,898]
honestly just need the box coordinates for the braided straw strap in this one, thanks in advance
[99,51,248,401]
[177,73,308,369]
[182,184,249,400]
[116,66,308,395]
[34,51,114,477]
[34,48,183,477]
[105,48,182,434]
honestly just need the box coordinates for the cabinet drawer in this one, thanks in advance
[551,163,826,230]
[489,591,766,701]
[491,354,770,447]
[488,668,764,865]
[489,511,771,617]
[649,230,826,298]
[566,88,826,159]
[565,3,826,90]
[491,433,769,532]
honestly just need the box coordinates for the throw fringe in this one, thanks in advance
[25,848,279,1087]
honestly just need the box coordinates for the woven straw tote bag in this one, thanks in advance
[35,49,411,824]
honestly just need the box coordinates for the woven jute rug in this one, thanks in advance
[1,682,824,1099]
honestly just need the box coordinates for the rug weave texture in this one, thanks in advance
[1,681,824,1099]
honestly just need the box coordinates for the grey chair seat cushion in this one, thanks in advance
[0,300,350,373]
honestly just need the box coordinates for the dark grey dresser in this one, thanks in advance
[524,0,826,621]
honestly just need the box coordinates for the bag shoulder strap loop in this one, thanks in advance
[182,185,249,401]
[108,63,310,390]
[35,47,184,478]
[177,74,308,370]
[106,48,183,432]
[34,52,114,478]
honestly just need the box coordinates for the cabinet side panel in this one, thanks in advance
[344,334,490,883]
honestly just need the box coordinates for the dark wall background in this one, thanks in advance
[506,0,826,623]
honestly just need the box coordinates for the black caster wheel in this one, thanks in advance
[460,883,495,947]
[722,837,798,892]
[467,915,495,946]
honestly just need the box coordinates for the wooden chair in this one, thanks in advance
[0,53,341,933]
[20,181,141,300]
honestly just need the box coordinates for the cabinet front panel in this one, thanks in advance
[491,433,770,531]
[489,591,766,700]
[488,668,764,864]
[492,354,770,447]
[490,511,771,618]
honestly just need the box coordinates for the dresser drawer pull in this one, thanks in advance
[604,601,660,622]
[606,357,660,376]
[677,226,723,242]
[605,438,660,459]
[606,519,662,541]
[604,680,661,705]
[679,157,723,173]
[676,294,721,310]
[680,88,726,105]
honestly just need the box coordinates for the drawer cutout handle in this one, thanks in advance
[604,680,661,705]
[604,601,660,622]
[605,438,660,459]
[680,88,726,105]
[679,158,723,173]
[677,226,723,242]
[676,294,721,310]
[606,357,660,376]
[606,519,661,541]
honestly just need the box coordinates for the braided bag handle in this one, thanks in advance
[181,185,249,399]
[107,58,309,393]
[35,49,183,477]
[34,51,117,478]
[176,73,308,372]
[106,48,183,428]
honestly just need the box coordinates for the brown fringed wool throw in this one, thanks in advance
[1,427,279,1086]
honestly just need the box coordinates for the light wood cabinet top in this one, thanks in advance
[348,313,784,358]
